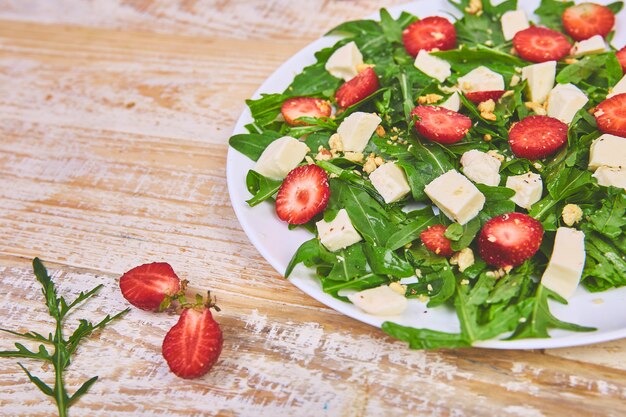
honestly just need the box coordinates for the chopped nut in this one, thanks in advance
[485,40,493,46]
[449,248,475,272]
[502,90,514,98]
[481,112,497,121]
[564,58,579,65]
[315,147,332,161]
[374,156,384,167]
[562,204,583,227]
[460,279,470,286]
[355,63,374,73]
[478,99,496,113]
[464,0,483,14]
[363,156,378,174]
[483,133,493,142]
[376,125,386,137]
[418,93,444,105]
[415,269,422,278]
[305,156,315,165]
[427,284,434,292]
[510,75,521,87]
[328,133,344,152]
[525,101,547,116]
[439,85,458,94]
[344,151,364,163]
[418,294,429,303]
[389,282,407,295]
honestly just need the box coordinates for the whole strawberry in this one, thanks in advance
[119,262,184,311]
[162,296,223,379]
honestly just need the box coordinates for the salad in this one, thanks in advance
[229,0,626,349]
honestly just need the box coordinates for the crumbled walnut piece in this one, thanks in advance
[564,58,579,65]
[344,152,364,163]
[483,133,493,142]
[328,133,344,152]
[464,0,483,14]
[363,156,378,174]
[315,147,332,161]
[562,204,583,227]
[389,282,407,295]
[449,248,475,273]
[510,75,521,87]
[525,101,547,116]
[418,93,444,105]
[376,125,386,137]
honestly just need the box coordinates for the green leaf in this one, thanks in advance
[245,170,282,207]
[17,363,54,397]
[61,285,103,318]
[607,2,624,14]
[322,273,388,299]
[327,244,369,281]
[379,9,403,43]
[246,94,288,127]
[447,218,481,251]
[363,244,414,277]
[386,213,438,251]
[588,190,625,239]
[534,0,574,32]
[382,322,470,349]
[68,376,98,406]
[229,131,282,162]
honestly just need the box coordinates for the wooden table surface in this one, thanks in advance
[1,1,625,416]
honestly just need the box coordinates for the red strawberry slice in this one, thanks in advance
[281,97,332,126]
[594,93,626,138]
[617,47,626,74]
[465,90,506,104]
[119,262,181,311]
[162,306,223,379]
[275,164,330,225]
[478,213,544,268]
[411,105,472,144]
[513,27,571,63]
[402,16,456,57]
[562,2,615,41]
[335,67,379,109]
[508,115,569,160]
[420,225,454,257]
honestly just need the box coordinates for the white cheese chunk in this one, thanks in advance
[458,66,505,93]
[439,92,461,112]
[547,83,589,124]
[608,74,626,98]
[521,61,556,104]
[501,10,530,41]
[254,136,308,180]
[369,162,411,204]
[414,50,452,83]
[424,170,486,225]
[325,41,364,81]
[571,35,607,57]
[541,227,586,300]
[460,150,502,186]
[593,166,626,189]
[588,134,626,170]
[506,172,543,210]
[347,285,408,316]
[316,209,362,252]
[336,112,382,153]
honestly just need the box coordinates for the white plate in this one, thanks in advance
[227,0,626,349]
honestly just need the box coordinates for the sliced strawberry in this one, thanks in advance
[420,225,454,257]
[465,90,506,104]
[411,105,472,144]
[617,47,626,74]
[119,262,181,311]
[513,26,571,63]
[402,16,456,57]
[162,306,223,379]
[594,93,626,138]
[478,213,544,268]
[508,115,569,159]
[562,2,615,41]
[275,164,330,225]
[335,67,379,109]
[281,97,332,126]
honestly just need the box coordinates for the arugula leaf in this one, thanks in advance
[245,170,282,207]
[445,218,481,251]
[587,189,625,239]
[534,0,574,32]
[386,212,438,251]
[382,322,470,349]
[363,244,414,277]
[327,244,369,281]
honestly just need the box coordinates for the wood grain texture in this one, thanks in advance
[0,1,625,416]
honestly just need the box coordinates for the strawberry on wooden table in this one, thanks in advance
[465,90,506,104]
[420,225,454,257]
[594,93,626,138]
[617,46,626,73]
[508,115,569,159]
[513,26,571,63]
[478,213,544,268]
[402,16,456,57]
[335,67,379,109]
[562,2,615,41]
[281,97,332,126]
[119,262,183,311]
[412,105,472,144]
[275,164,330,225]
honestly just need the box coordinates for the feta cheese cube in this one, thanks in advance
[414,50,452,83]
[369,162,411,204]
[541,227,586,300]
[458,66,505,93]
[336,112,382,153]
[571,35,606,57]
[501,10,530,41]
[506,172,543,210]
[347,285,408,316]
[521,61,556,104]
[588,134,626,170]
[316,209,362,252]
[547,83,589,124]
[593,166,626,189]
[424,170,486,225]
[439,92,461,112]
[608,74,626,98]
[254,136,308,180]
[325,41,364,81]
[460,150,502,186]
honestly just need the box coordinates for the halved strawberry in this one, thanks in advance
[335,67,379,109]
[411,105,472,144]
[513,27,571,63]
[508,115,569,159]
[275,164,330,224]
[119,262,182,311]
[402,16,456,57]
[562,2,615,41]
[617,47,626,74]
[465,90,506,104]
[281,97,332,126]
[478,213,544,268]
[162,305,223,379]
[420,225,454,257]
[594,93,626,138]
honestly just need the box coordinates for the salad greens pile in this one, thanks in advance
[230,0,626,348]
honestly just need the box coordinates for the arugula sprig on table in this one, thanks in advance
[0,258,128,417]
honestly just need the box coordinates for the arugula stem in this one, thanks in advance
[54,318,68,417]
